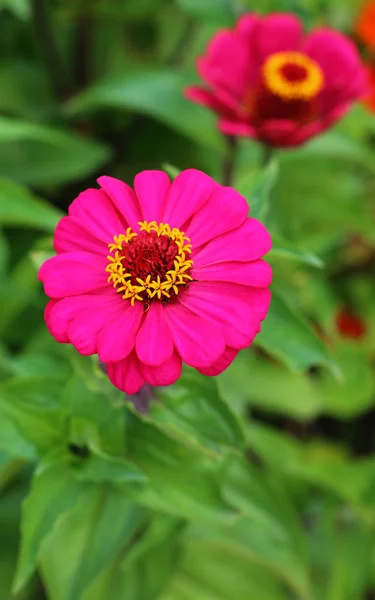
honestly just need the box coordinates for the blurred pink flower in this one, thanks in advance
[39,170,272,394]
[186,13,367,147]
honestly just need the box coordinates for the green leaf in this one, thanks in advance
[62,375,125,457]
[0,377,67,454]
[66,70,224,151]
[0,178,62,231]
[319,344,374,419]
[310,504,375,600]
[269,234,324,268]
[81,516,182,600]
[256,290,339,375]
[0,253,42,337]
[162,536,291,600]
[201,454,311,599]
[176,0,235,24]
[126,415,234,523]
[147,367,245,456]
[72,452,147,486]
[0,117,111,185]
[218,350,322,421]
[236,160,278,222]
[0,0,30,20]
[13,458,83,594]
[39,488,148,600]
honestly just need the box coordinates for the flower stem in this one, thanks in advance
[127,384,156,413]
[223,136,237,186]
[31,0,71,100]
[262,144,274,167]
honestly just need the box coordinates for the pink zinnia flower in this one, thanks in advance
[39,170,272,394]
[186,13,367,147]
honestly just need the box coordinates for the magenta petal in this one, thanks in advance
[304,29,364,92]
[38,252,108,298]
[140,353,182,387]
[198,30,257,100]
[288,121,324,146]
[97,176,142,230]
[54,216,107,255]
[48,293,121,353]
[185,86,236,116]
[136,303,174,366]
[134,170,171,224]
[163,169,215,229]
[198,347,238,376]
[192,259,272,288]
[68,189,126,243]
[258,119,297,146]
[180,283,263,348]
[107,352,145,394]
[44,299,69,343]
[219,119,257,138]
[193,218,272,267]
[186,186,248,248]
[97,302,144,363]
[236,14,259,39]
[164,303,225,368]
[254,13,303,64]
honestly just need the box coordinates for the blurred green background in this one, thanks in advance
[1,0,375,599]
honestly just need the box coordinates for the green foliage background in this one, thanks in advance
[1,0,375,599]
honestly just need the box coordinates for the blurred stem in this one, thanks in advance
[31,0,71,100]
[167,16,197,68]
[262,144,274,167]
[74,1,95,89]
[223,136,237,186]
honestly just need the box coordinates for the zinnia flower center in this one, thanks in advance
[105,221,193,307]
[262,51,324,101]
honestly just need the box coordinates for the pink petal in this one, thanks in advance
[180,282,265,348]
[254,13,303,64]
[54,216,107,255]
[192,259,272,288]
[198,29,257,101]
[185,86,237,117]
[97,176,142,230]
[135,303,174,366]
[193,218,272,268]
[186,186,248,248]
[287,121,324,147]
[164,303,225,368]
[219,119,257,138]
[45,299,68,343]
[236,14,259,39]
[68,189,126,243]
[304,29,364,93]
[107,352,145,395]
[140,353,182,387]
[198,347,238,376]
[163,169,215,230]
[257,119,297,147]
[97,301,144,363]
[48,293,122,353]
[38,252,108,298]
[134,170,171,224]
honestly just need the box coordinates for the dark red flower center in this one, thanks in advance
[106,221,193,307]
[244,51,324,126]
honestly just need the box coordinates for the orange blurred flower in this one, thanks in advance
[363,63,375,111]
[355,0,375,49]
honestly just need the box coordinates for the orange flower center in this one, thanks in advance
[262,51,324,101]
[105,221,193,307]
